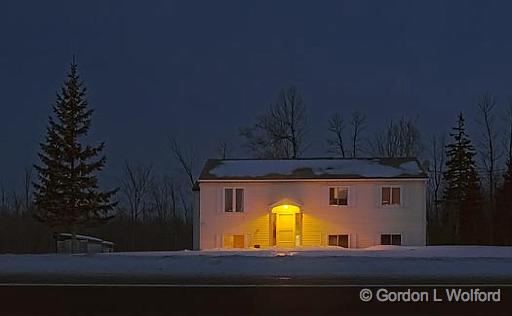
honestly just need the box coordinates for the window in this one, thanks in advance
[223,234,245,248]
[224,188,244,212]
[381,234,401,246]
[329,187,348,206]
[224,189,233,212]
[235,188,244,212]
[328,234,349,248]
[381,186,400,206]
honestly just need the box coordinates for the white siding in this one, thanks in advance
[199,180,427,249]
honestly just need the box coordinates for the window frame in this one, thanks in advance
[380,185,402,207]
[223,187,245,213]
[327,234,351,248]
[222,233,245,248]
[380,233,402,246]
[328,186,350,207]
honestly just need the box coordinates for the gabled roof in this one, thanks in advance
[199,158,427,181]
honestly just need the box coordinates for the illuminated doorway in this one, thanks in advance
[270,203,302,247]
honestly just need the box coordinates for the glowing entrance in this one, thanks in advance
[270,203,302,248]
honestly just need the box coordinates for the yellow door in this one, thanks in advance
[276,213,295,247]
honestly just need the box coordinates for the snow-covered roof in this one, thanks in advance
[199,158,427,181]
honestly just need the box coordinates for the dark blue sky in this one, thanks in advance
[1,0,512,187]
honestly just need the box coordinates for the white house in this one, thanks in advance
[193,158,427,250]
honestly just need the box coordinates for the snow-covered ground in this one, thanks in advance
[1,246,511,284]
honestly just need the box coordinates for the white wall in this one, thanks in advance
[198,180,427,249]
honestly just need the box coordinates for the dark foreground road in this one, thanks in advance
[1,283,511,315]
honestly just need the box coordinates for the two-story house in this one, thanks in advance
[193,158,427,250]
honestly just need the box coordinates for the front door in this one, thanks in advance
[276,213,295,247]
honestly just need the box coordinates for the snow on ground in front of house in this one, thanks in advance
[109,245,512,258]
[0,246,511,282]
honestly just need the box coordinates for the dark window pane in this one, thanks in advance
[235,188,244,212]
[338,235,349,248]
[338,188,348,205]
[391,188,400,205]
[381,234,391,245]
[392,234,401,246]
[224,189,233,212]
[328,235,338,246]
[382,187,391,205]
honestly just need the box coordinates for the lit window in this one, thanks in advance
[223,234,245,248]
[381,186,400,206]
[329,187,348,206]
[328,234,349,248]
[381,234,401,246]
[224,188,244,212]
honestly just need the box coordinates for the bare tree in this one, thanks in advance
[119,162,154,221]
[149,175,178,221]
[0,181,7,215]
[504,99,512,163]
[370,115,423,158]
[170,138,197,189]
[428,132,446,223]
[23,167,33,214]
[4,189,22,216]
[179,187,192,224]
[240,86,307,159]
[326,113,346,157]
[476,92,500,206]
[216,140,232,160]
[349,111,367,157]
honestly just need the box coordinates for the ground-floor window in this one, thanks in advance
[381,234,401,246]
[223,234,245,248]
[328,234,349,248]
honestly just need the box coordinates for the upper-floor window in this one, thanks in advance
[329,187,348,206]
[381,186,401,206]
[224,188,244,212]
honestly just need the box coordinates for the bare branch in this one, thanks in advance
[169,138,196,189]
[216,140,232,159]
[369,115,422,158]
[240,86,307,159]
[476,91,499,205]
[349,111,367,157]
[119,161,154,221]
[325,113,346,158]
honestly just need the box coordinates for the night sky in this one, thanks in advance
[1,0,512,187]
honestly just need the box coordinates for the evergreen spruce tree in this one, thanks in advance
[494,159,512,245]
[442,113,483,244]
[33,61,117,232]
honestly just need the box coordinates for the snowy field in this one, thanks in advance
[1,246,512,284]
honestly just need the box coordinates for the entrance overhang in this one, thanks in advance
[269,198,302,214]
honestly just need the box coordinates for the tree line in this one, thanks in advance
[1,62,511,253]
[237,86,512,245]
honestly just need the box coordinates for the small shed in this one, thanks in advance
[54,233,114,254]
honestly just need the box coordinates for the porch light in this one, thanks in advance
[271,204,300,214]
